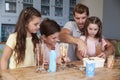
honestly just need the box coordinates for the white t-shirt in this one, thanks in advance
[63,21,82,61]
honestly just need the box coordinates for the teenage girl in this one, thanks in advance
[0,7,41,69]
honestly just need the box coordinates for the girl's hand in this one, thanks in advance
[97,52,106,59]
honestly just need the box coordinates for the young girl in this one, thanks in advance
[39,18,62,64]
[0,7,41,69]
[79,16,107,59]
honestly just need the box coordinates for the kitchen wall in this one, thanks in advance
[80,0,103,20]
[103,0,120,40]
[80,0,120,40]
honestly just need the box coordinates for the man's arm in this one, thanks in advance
[104,39,115,57]
[59,28,79,44]
[59,28,87,57]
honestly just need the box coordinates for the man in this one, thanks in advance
[59,3,114,61]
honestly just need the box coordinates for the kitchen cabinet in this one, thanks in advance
[0,0,80,41]
[40,0,79,26]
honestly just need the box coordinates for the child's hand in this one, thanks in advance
[97,52,106,59]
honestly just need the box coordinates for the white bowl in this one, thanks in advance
[83,57,105,68]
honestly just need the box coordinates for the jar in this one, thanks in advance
[107,55,115,68]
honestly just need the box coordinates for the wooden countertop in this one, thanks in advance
[0,58,120,80]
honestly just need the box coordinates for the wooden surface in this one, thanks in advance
[0,57,120,80]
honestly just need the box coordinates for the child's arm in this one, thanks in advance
[0,45,13,70]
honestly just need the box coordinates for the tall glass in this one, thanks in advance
[60,43,68,68]
[107,55,115,68]
[35,43,45,72]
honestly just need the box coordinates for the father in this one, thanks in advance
[59,3,114,61]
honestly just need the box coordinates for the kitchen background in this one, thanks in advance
[0,0,120,56]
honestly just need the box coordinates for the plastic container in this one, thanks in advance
[86,60,95,77]
[83,57,105,68]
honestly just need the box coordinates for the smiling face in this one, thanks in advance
[87,23,99,38]
[43,32,59,48]
[27,16,41,37]
[40,19,61,49]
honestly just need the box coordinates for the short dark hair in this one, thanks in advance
[40,18,61,37]
[73,3,89,16]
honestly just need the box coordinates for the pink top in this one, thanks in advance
[80,36,107,56]
[42,42,61,61]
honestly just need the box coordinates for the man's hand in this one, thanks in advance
[77,39,87,56]
[59,28,87,60]
[76,39,87,60]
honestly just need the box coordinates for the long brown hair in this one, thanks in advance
[14,7,41,65]
[84,16,102,42]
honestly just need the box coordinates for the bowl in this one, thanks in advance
[83,57,105,68]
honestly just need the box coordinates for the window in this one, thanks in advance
[69,0,76,21]
[5,0,16,13]
[23,0,33,9]
[1,24,15,42]
[55,0,63,17]
[41,0,50,16]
